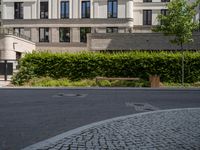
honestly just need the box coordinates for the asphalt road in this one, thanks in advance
[0,88,200,150]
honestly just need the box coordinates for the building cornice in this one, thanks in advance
[2,18,134,28]
[134,2,168,7]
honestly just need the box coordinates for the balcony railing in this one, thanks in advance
[0,28,31,41]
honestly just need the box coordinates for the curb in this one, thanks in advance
[1,87,200,91]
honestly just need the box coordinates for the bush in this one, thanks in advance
[109,80,149,87]
[23,77,149,87]
[12,51,200,85]
[24,77,96,87]
[97,80,112,87]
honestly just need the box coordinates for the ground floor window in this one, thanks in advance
[16,52,22,60]
[59,27,70,42]
[143,10,152,25]
[80,27,91,43]
[106,27,118,33]
[14,28,24,37]
[39,28,49,42]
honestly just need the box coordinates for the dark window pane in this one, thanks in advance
[40,2,48,19]
[59,27,70,42]
[14,2,23,19]
[106,27,118,33]
[143,10,152,25]
[80,27,91,43]
[82,1,90,18]
[108,0,117,18]
[143,0,152,2]
[161,0,170,2]
[13,28,24,37]
[61,1,69,19]
[39,28,49,42]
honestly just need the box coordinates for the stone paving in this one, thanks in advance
[0,81,10,87]
[23,108,200,150]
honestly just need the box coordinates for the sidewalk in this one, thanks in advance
[0,81,11,87]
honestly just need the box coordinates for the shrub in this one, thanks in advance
[24,77,149,87]
[110,80,149,87]
[24,77,96,87]
[12,51,200,85]
[97,80,112,87]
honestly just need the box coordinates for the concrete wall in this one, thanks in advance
[3,2,14,19]
[0,34,35,59]
[88,33,200,51]
[36,43,87,53]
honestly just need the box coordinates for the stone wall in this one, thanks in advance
[0,34,35,59]
[36,43,88,53]
[88,33,200,51]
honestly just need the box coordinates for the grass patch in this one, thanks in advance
[162,82,200,88]
[23,77,200,88]
[24,77,149,87]
[25,77,96,87]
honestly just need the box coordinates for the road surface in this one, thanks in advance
[0,88,199,150]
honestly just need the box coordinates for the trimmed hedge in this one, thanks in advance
[12,51,200,85]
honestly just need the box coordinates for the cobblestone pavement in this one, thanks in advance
[23,108,200,150]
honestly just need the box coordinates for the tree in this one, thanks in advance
[153,0,200,85]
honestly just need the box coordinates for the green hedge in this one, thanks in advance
[12,51,200,85]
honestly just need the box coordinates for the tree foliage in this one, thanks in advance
[154,0,200,46]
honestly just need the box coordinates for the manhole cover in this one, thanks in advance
[53,93,87,98]
[125,102,159,112]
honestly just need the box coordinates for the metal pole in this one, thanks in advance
[181,43,184,87]
[4,60,8,81]
[182,51,184,86]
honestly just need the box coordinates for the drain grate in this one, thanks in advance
[125,102,159,112]
[53,93,87,98]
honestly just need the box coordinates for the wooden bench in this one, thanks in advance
[96,77,140,84]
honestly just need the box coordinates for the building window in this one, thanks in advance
[80,27,91,43]
[143,0,152,2]
[161,9,169,25]
[16,52,22,60]
[61,1,69,19]
[39,28,49,42]
[40,2,48,19]
[143,10,152,25]
[14,2,23,19]
[14,28,24,37]
[81,1,90,18]
[106,27,118,33]
[59,27,70,42]
[161,0,170,2]
[108,0,118,18]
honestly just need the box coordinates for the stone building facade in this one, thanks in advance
[1,0,200,51]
